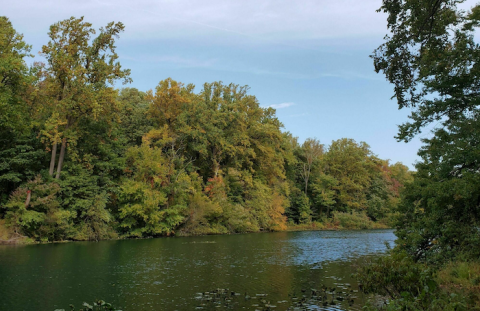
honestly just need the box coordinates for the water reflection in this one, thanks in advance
[0,229,395,311]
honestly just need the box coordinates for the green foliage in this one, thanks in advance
[0,17,44,208]
[323,138,375,212]
[438,262,480,289]
[3,176,72,242]
[117,88,152,147]
[179,192,227,235]
[286,187,311,224]
[310,173,338,218]
[372,0,480,262]
[39,16,131,179]
[0,135,47,207]
[357,253,472,311]
[331,211,381,230]
[356,1,480,309]
[117,144,190,237]
[59,165,116,241]
[0,17,409,242]
[391,87,480,265]
[118,178,170,237]
[0,16,33,134]
[357,251,436,300]
[244,180,288,231]
[372,0,480,142]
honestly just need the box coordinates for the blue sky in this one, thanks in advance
[6,0,473,169]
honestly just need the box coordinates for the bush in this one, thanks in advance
[356,252,476,310]
[331,211,389,229]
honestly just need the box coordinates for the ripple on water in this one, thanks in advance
[0,229,395,311]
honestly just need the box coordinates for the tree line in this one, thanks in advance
[0,16,411,242]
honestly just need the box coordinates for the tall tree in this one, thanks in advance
[0,17,46,205]
[323,138,374,211]
[40,16,130,179]
[0,16,33,134]
[299,138,323,194]
[373,0,480,141]
[374,0,480,261]
[117,88,152,147]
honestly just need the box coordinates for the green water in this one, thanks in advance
[0,229,395,311]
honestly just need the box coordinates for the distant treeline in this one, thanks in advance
[0,16,412,242]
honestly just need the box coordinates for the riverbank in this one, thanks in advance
[286,211,391,232]
[0,211,392,245]
[0,220,25,245]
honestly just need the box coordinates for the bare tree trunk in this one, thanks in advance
[55,138,67,179]
[49,143,57,176]
[303,163,310,194]
[212,147,220,177]
[213,161,220,177]
[24,190,31,208]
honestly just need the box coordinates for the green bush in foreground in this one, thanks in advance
[356,252,479,310]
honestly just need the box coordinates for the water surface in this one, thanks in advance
[0,229,395,311]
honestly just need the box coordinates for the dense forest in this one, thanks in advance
[0,16,412,243]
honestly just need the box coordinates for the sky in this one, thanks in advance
[4,0,476,169]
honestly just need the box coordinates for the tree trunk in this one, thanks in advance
[213,161,220,177]
[55,138,67,179]
[49,142,57,176]
[212,147,220,177]
[303,163,310,194]
[24,190,31,208]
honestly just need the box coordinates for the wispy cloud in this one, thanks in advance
[287,113,308,118]
[3,0,390,45]
[120,54,217,68]
[269,102,295,109]
[208,66,381,81]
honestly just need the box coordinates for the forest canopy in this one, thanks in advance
[0,16,412,242]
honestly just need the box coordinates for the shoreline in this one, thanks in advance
[0,224,393,246]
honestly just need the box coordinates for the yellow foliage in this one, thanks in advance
[268,192,287,231]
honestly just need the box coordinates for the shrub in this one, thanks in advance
[357,252,475,310]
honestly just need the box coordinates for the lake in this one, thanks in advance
[0,229,395,311]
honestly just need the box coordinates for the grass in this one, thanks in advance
[438,261,480,289]
[436,261,480,309]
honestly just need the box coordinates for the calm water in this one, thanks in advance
[0,230,395,311]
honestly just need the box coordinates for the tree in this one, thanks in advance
[118,143,193,237]
[299,138,323,194]
[0,16,33,134]
[396,112,480,262]
[117,88,152,147]
[40,16,130,179]
[374,0,480,261]
[0,17,46,206]
[147,78,194,130]
[4,176,73,242]
[311,173,338,218]
[373,0,480,141]
[323,138,375,212]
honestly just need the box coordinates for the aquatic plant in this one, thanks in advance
[54,300,121,311]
